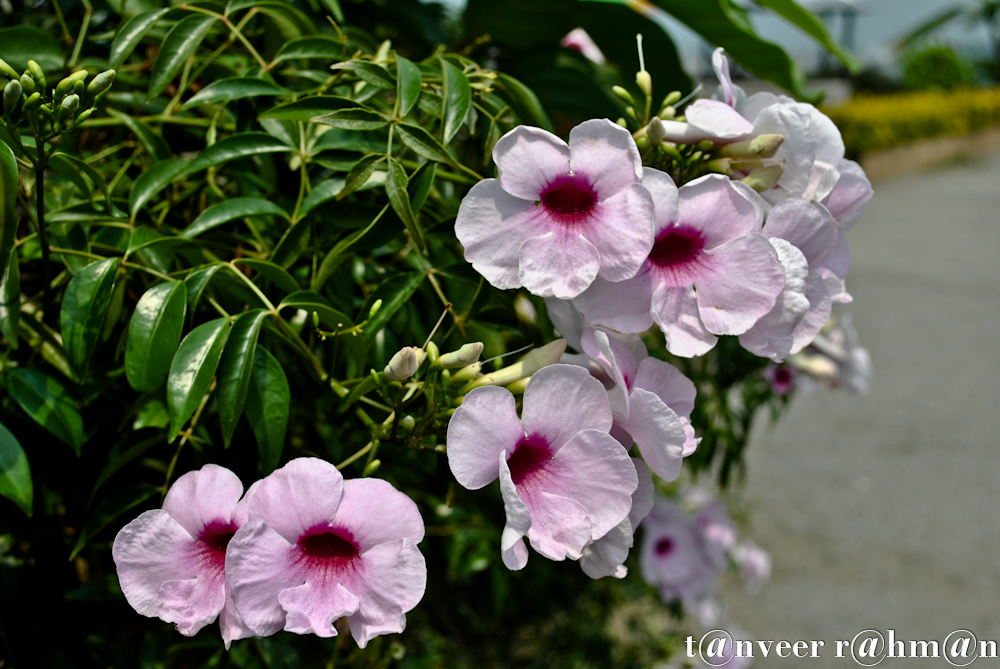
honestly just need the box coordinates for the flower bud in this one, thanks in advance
[23,92,41,111]
[55,72,81,98]
[425,340,439,363]
[660,90,681,109]
[367,298,382,320]
[635,70,652,97]
[449,361,481,384]
[87,70,115,100]
[646,116,665,145]
[400,415,416,432]
[659,105,676,120]
[434,342,484,370]
[384,346,426,380]
[615,117,628,128]
[4,80,21,114]
[59,93,79,120]
[624,105,637,121]
[504,376,530,394]
[369,368,382,388]
[27,60,46,91]
[459,339,567,393]
[611,85,635,107]
[19,73,35,96]
[361,459,381,476]
[722,134,784,159]
[73,80,85,98]
[73,108,93,125]
[705,157,734,176]
[0,58,17,80]
[741,164,784,192]
[695,139,715,152]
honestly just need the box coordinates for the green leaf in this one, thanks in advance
[493,73,554,132]
[278,291,365,371]
[396,54,422,117]
[751,0,861,73]
[409,162,436,212]
[216,309,268,446]
[273,36,345,63]
[363,272,425,344]
[0,421,31,516]
[338,154,385,200]
[232,258,299,294]
[125,282,188,394]
[90,433,162,502]
[298,177,345,219]
[129,159,190,221]
[60,257,121,378]
[270,222,310,268]
[69,485,160,560]
[0,141,17,288]
[183,264,223,323]
[0,249,18,348]
[386,158,424,249]
[183,77,287,109]
[244,347,289,473]
[6,368,85,455]
[313,108,389,131]
[49,155,93,199]
[440,58,472,144]
[331,61,395,89]
[258,96,355,122]
[313,205,388,291]
[50,152,118,214]
[50,221,91,274]
[180,197,289,239]
[107,109,173,161]
[110,8,171,69]
[896,7,967,52]
[128,227,175,274]
[184,133,293,175]
[167,317,231,441]
[0,26,65,72]
[149,13,218,99]
[396,123,460,168]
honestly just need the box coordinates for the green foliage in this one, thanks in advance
[902,44,975,91]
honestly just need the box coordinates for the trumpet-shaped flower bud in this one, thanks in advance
[646,116,666,145]
[27,60,46,90]
[86,69,115,98]
[460,339,566,392]
[741,164,784,192]
[434,342,484,369]
[3,79,21,112]
[18,73,34,96]
[384,346,426,380]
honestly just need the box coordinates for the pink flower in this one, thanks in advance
[112,464,255,648]
[225,458,426,647]
[732,541,772,592]
[455,119,654,299]
[579,457,654,579]
[447,364,638,570]
[692,501,736,571]
[818,159,873,303]
[738,199,838,361]
[640,498,719,603]
[574,169,785,357]
[764,363,795,395]
[561,28,606,64]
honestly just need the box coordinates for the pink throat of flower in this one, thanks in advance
[196,520,238,575]
[540,174,598,222]
[655,537,675,557]
[506,434,554,492]
[297,527,360,578]
[647,228,705,285]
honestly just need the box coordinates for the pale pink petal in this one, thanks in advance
[244,458,344,544]
[279,581,360,637]
[650,284,717,357]
[741,91,794,124]
[455,180,545,290]
[525,491,592,561]
[629,458,655,530]
[499,452,532,570]
[561,28,607,64]
[676,175,762,248]
[711,48,738,108]
[492,125,571,200]
[799,103,845,167]
[225,520,306,636]
[730,180,766,226]
[617,388,687,482]
[640,502,718,602]
[738,238,810,360]
[610,422,633,449]
[821,228,852,282]
[752,105,816,198]
[642,167,679,237]
[695,502,736,569]
[503,538,529,571]
[159,575,228,636]
[331,479,424,550]
[803,160,841,202]
[764,199,838,265]
[518,231,601,299]
[790,270,833,354]
[231,480,263,528]
[573,272,656,334]
[633,357,696,418]
[220,585,254,650]
[681,420,700,456]
[343,539,427,648]
[579,517,631,579]
[581,329,638,417]
[447,385,524,489]
[686,99,754,139]
[585,183,654,282]
[521,364,612,452]
[695,234,785,335]
[568,119,643,200]
[544,297,587,351]
[162,464,244,538]
[822,159,872,230]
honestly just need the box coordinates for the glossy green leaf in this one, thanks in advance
[216,309,268,446]
[751,0,861,73]
[0,249,18,348]
[183,77,287,109]
[493,73,554,132]
[298,177,345,219]
[386,158,424,249]
[50,221,91,274]
[230,0,314,34]
[270,222,311,268]
[184,133,292,175]
[107,109,173,161]
[396,123,459,168]
[313,204,388,291]
[69,484,160,560]
[49,155,93,198]
[183,264,223,323]
[0,421,31,516]
[258,96,355,121]
[441,58,472,143]
[363,272,425,344]
[129,158,190,221]
[273,36,345,62]
[149,13,218,99]
[60,257,120,377]
[125,282,188,394]
[180,198,289,239]
[331,61,395,89]
[0,26,64,72]
[409,162,436,212]
[50,152,118,214]
[338,154,385,201]
[6,368,85,455]
[110,8,171,69]
[396,54,422,117]
[312,108,389,131]
[167,317,231,441]
[244,347,289,473]
[232,259,299,294]
[128,227,175,275]
[0,141,17,287]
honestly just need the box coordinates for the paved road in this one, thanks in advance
[721,153,1000,668]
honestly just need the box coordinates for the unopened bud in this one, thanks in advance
[56,72,82,98]
[27,60,46,90]
[695,139,715,152]
[4,79,21,113]
[0,58,17,80]
[369,368,382,388]
[60,94,79,120]
[635,70,652,97]
[367,298,382,320]
[459,339,567,393]
[615,117,628,128]
[741,164,784,192]
[434,342,484,370]
[361,459,381,476]
[705,157,734,176]
[723,133,784,159]
[73,108,93,125]
[23,92,41,111]
[449,361,481,384]
[646,117,665,145]
[384,346,426,380]
[624,105,637,121]
[400,415,416,432]
[611,85,635,107]
[87,69,115,99]
[73,80,84,98]
[661,91,682,109]
[19,73,35,96]
[659,105,676,120]
[504,377,530,394]
[635,135,650,150]
[425,340,439,363]
[660,142,682,163]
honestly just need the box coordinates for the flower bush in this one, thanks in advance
[0,0,873,666]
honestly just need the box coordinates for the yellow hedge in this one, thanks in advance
[823,87,1000,157]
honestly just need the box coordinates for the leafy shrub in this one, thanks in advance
[901,44,974,91]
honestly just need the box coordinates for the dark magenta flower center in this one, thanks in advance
[649,229,704,269]
[540,175,598,221]
[655,537,675,557]
[296,526,360,580]
[196,520,238,576]
[506,433,554,494]
[299,532,359,560]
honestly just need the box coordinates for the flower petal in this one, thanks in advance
[521,364,612,452]
[518,231,601,299]
[581,329,637,418]
[279,581,360,637]
[159,575,227,637]
[677,175,763,248]
[544,297,587,352]
[344,539,427,648]
[790,270,833,354]
[695,233,785,335]
[579,517,631,579]
[568,119,642,200]
[686,99,754,139]
[573,272,656,334]
[220,584,255,650]
[617,388,687,481]
[711,48,742,109]
[629,458,655,530]
[244,458,344,544]
[764,198,838,266]
[332,479,424,551]
[493,125,571,200]
[650,284,717,357]
[822,159,872,230]
[752,104,816,198]
[447,385,524,490]
[499,451,532,570]
[633,357,696,419]
[525,491,592,561]
[455,180,545,290]
[643,167,679,237]
[162,464,244,538]
[585,183,654,282]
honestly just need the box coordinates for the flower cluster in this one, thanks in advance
[113,459,426,649]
